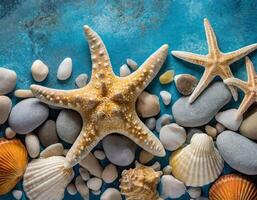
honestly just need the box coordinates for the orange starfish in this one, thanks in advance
[224,57,257,119]
[172,18,257,103]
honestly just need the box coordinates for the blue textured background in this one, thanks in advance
[0,0,257,199]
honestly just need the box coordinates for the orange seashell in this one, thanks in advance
[0,138,28,195]
[209,174,257,200]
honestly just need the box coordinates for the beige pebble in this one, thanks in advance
[205,125,217,138]
[101,188,122,200]
[31,60,49,82]
[25,133,40,158]
[75,74,88,88]
[239,110,257,140]
[92,190,101,195]
[0,67,17,94]
[40,143,64,158]
[159,70,174,84]
[174,74,198,96]
[57,57,72,80]
[139,150,154,164]
[87,177,102,191]
[94,150,106,160]
[63,149,69,156]
[12,190,22,200]
[102,164,118,183]
[150,161,161,171]
[215,123,225,134]
[14,89,34,98]
[0,95,12,124]
[187,187,201,198]
[5,127,16,139]
[75,176,89,199]
[67,183,77,195]
[126,58,138,70]
[79,167,90,181]
[163,165,172,175]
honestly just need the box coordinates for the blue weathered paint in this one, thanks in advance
[0,0,256,199]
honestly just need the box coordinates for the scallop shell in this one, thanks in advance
[0,138,28,195]
[170,133,224,187]
[209,174,257,200]
[119,165,161,200]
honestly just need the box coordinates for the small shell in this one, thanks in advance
[0,138,28,195]
[119,165,161,200]
[170,133,224,187]
[209,174,257,200]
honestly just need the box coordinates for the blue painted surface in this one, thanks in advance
[0,0,257,199]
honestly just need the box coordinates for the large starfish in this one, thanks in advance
[31,25,167,168]
[172,18,257,103]
[224,57,257,119]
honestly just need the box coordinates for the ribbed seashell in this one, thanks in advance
[119,165,161,200]
[170,133,224,187]
[209,174,257,200]
[23,156,74,200]
[0,138,28,195]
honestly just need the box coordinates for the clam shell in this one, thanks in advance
[170,133,224,186]
[209,174,257,200]
[23,156,74,200]
[0,138,28,195]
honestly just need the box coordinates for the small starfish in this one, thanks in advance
[31,25,168,168]
[172,18,257,103]
[224,57,257,119]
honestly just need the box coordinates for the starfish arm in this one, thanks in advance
[189,69,215,103]
[171,51,207,66]
[236,93,255,119]
[245,57,256,83]
[224,78,248,92]
[122,44,168,96]
[204,18,220,54]
[122,112,166,157]
[223,43,257,65]
[83,25,114,81]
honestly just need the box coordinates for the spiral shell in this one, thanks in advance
[0,138,28,195]
[119,165,161,200]
[170,133,224,186]
[209,174,257,200]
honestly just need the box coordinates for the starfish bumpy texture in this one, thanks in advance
[224,57,257,118]
[172,18,257,103]
[31,25,168,168]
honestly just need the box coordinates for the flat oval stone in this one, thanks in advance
[174,74,198,96]
[101,188,122,200]
[172,82,232,127]
[8,98,49,134]
[0,67,17,94]
[0,95,12,124]
[217,130,257,175]
[75,73,88,88]
[57,57,72,80]
[239,110,257,140]
[25,133,40,158]
[102,164,118,183]
[37,120,59,147]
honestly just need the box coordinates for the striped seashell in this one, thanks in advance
[170,133,224,187]
[209,174,257,200]
[0,138,28,195]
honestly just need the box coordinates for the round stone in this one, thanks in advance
[37,120,59,147]
[93,150,106,160]
[0,67,17,95]
[163,165,172,175]
[126,58,138,70]
[187,187,201,199]
[100,188,122,200]
[174,74,198,96]
[139,150,154,164]
[25,133,40,158]
[145,117,156,130]
[5,127,16,139]
[79,167,90,181]
[119,64,131,77]
[0,95,12,124]
[8,98,49,134]
[205,125,217,138]
[56,109,82,144]
[75,73,88,88]
[156,114,173,132]
[57,57,72,80]
[102,134,136,166]
[67,183,77,195]
[160,123,186,151]
[87,177,102,191]
[12,190,22,200]
[160,90,172,105]
[239,110,257,140]
[102,164,118,183]
[31,60,49,82]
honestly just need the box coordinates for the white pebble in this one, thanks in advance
[40,143,64,158]
[160,123,186,151]
[0,67,17,94]
[79,167,90,181]
[87,177,102,191]
[0,95,12,124]
[160,90,171,105]
[119,64,131,77]
[162,165,172,175]
[205,125,217,138]
[126,58,138,70]
[102,164,118,183]
[75,74,88,88]
[31,60,49,82]
[94,150,106,160]
[67,183,77,195]
[57,57,72,80]
[14,89,34,98]
[145,117,156,130]
[25,133,40,158]
[92,190,101,195]
[139,150,154,164]
[188,187,201,199]
[75,176,89,199]
[101,188,122,200]
[5,127,16,139]
[12,190,22,200]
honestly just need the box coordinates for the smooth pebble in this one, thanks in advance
[215,109,242,131]
[14,89,34,98]
[79,167,90,181]
[75,176,89,200]
[102,134,136,166]
[240,110,257,140]
[160,90,171,105]
[100,188,122,200]
[31,60,48,82]
[215,123,225,134]
[102,164,118,183]
[160,123,186,151]
[25,133,40,158]
[75,74,88,88]
[119,64,131,77]
[5,127,16,139]
[0,95,12,124]
[188,187,201,199]
[145,117,156,130]
[126,58,138,70]
[163,165,172,175]
[174,74,198,96]
[186,128,203,143]
[8,98,49,134]
[94,150,106,160]
[0,67,17,94]
[57,57,72,80]
[159,70,174,84]
[87,177,102,191]
[150,161,161,171]
[139,150,154,164]
[37,120,59,147]
[56,109,82,144]
[205,125,217,138]
[12,190,22,200]
[156,114,173,132]
[136,91,160,118]
[40,143,64,158]
[67,183,77,195]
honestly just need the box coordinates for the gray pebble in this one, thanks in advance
[145,117,156,130]
[75,74,88,88]
[37,120,59,147]
[0,95,12,124]
[0,67,17,94]
[8,98,49,134]
[156,114,173,132]
[172,82,232,127]
[186,128,203,143]
[119,64,131,77]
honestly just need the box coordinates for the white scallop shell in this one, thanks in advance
[170,133,224,187]
[23,156,74,200]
